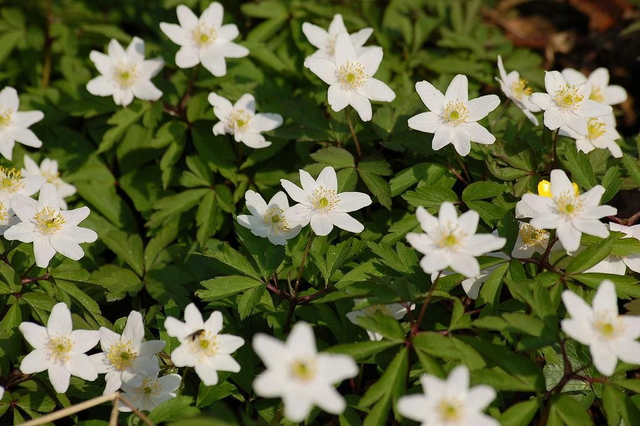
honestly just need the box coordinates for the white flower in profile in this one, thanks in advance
[281,166,371,236]
[586,224,640,275]
[303,32,395,122]
[408,75,500,156]
[346,299,415,341]
[119,357,181,412]
[253,322,358,422]
[22,155,76,209]
[512,222,551,259]
[87,37,164,107]
[397,365,498,426]
[90,311,165,395]
[432,251,509,300]
[209,93,282,149]
[529,71,612,135]
[406,203,506,279]
[19,302,100,393]
[165,303,244,386]
[562,280,640,376]
[4,183,98,268]
[495,55,541,125]
[520,170,617,253]
[237,190,301,245]
[561,67,628,106]
[160,3,249,77]
[302,13,373,60]
[0,87,44,160]
[559,114,622,158]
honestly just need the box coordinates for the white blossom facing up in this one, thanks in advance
[559,114,622,158]
[119,357,181,412]
[209,92,282,149]
[252,322,358,422]
[4,183,98,268]
[87,37,164,107]
[160,3,249,77]
[165,303,244,386]
[302,13,373,60]
[561,67,628,106]
[19,302,100,393]
[281,166,371,236]
[0,87,44,160]
[237,190,301,245]
[406,203,506,278]
[586,224,640,275]
[397,365,499,426]
[90,311,165,395]
[304,32,395,122]
[562,280,640,376]
[495,55,541,125]
[520,170,617,253]
[408,75,500,156]
[529,70,612,135]
[346,299,415,341]
[22,155,76,209]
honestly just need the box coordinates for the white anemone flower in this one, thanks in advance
[87,37,164,107]
[237,190,301,245]
[559,114,622,158]
[209,92,282,149]
[561,67,628,106]
[165,303,244,386]
[346,299,415,341]
[495,55,541,125]
[281,166,371,236]
[512,221,552,259]
[406,203,506,279]
[22,155,76,209]
[4,183,98,268]
[529,71,612,135]
[303,32,395,122]
[160,3,249,77]
[119,357,181,412]
[397,365,499,426]
[19,302,100,393]
[408,75,500,156]
[432,251,509,300]
[252,321,358,422]
[302,13,373,60]
[0,87,44,160]
[562,280,640,376]
[90,311,165,395]
[520,170,617,253]
[0,165,45,203]
[586,224,640,275]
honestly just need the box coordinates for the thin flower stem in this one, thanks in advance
[21,262,37,279]
[538,235,557,274]
[117,395,156,426]
[411,272,442,336]
[454,151,471,183]
[41,0,54,87]
[552,129,560,169]
[345,108,362,160]
[448,164,469,186]
[294,233,315,295]
[21,393,119,426]
[179,366,190,395]
[179,65,199,115]
[109,397,120,426]
[283,299,297,333]
[22,272,50,285]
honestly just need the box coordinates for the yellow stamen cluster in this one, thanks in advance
[436,223,467,250]
[189,330,220,360]
[0,108,12,129]
[443,101,469,125]
[555,193,583,218]
[263,206,290,233]
[114,63,139,88]
[138,377,162,396]
[107,340,139,371]
[0,202,8,222]
[0,167,24,194]
[46,336,73,363]
[311,187,339,212]
[511,78,532,100]
[589,86,604,103]
[594,312,624,340]
[227,109,252,133]
[438,399,463,422]
[554,85,584,110]
[519,223,547,248]
[537,180,579,198]
[191,24,217,47]
[587,118,606,140]
[290,357,317,381]
[337,61,367,90]
[35,207,65,235]
[363,304,391,316]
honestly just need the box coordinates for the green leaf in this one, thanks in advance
[360,347,408,407]
[622,153,640,188]
[326,340,400,361]
[310,146,355,169]
[566,233,619,274]
[497,398,542,426]
[402,186,458,210]
[560,145,597,190]
[197,276,264,302]
[359,168,392,210]
[196,243,261,280]
[462,181,509,201]
[235,225,285,279]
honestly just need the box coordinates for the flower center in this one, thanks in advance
[107,340,139,371]
[537,180,579,198]
[189,330,220,360]
[114,63,139,88]
[227,109,252,134]
[311,187,338,212]
[43,170,60,184]
[554,85,584,110]
[437,224,466,250]
[587,118,606,140]
[263,206,290,234]
[46,336,73,363]
[290,357,317,381]
[594,311,624,340]
[511,78,532,100]
[35,207,65,235]
[363,304,391,316]
[0,202,8,222]
[191,23,217,47]
[0,108,12,129]
[589,86,604,103]
[138,377,162,397]
[519,223,548,248]
[0,166,25,194]
[438,399,463,422]
[555,193,583,218]
[443,101,468,125]
[337,61,367,90]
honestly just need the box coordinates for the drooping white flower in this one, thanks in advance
[4,183,98,268]
[511,222,552,259]
[252,322,358,422]
[495,55,540,125]
[520,170,617,253]
[586,224,640,275]
[406,203,506,279]
[408,75,500,156]
[432,251,509,299]
[160,3,249,77]
[90,311,165,395]
[19,302,100,393]
[303,32,395,122]
[302,14,373,60]
[22,155,76,209]
[0,165,44,235]
[346,299,415,341]
[165,303,244,386]
[397,365,498,426]
[529,71,612,135]
[561,67,628,106]
[281,166,371,236]
[562,280,640,376]
[209,93,282,149]
[559,114,622,158]
[87,37,164,107]
[119,357,181,412]
[0,87,44,160]
[237,190,301,245]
